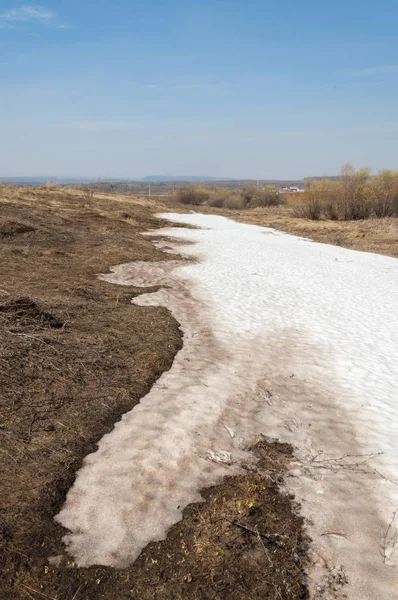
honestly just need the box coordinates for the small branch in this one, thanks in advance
[19,584,57,600]
[309,451,382,465]
[254,524,273,566]
[224,518,283,548]
[71,584,83,600]
[381,508,398,564]
[304,450,398,487]
[5,331,60,353]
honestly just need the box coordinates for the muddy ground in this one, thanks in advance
[0,186,308,599]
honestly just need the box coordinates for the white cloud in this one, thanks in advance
[0,4,56,25]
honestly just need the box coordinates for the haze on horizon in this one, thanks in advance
[1,0,398,180]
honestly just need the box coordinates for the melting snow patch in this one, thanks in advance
[56,213,398,599]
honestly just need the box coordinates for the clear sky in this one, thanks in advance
[1,1,398,179]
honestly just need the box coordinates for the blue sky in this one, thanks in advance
[1,1,398,178]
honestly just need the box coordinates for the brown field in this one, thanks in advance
[0,186,308,600]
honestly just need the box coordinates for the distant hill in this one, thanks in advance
[140,176,232,182]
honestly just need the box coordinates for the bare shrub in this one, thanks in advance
[249,187,284,208]
[339,195,371,220]
[223,194,245,210]
[176,186,210,206]
[241,185,257,207]
[323,200,339,220]
[293,197,322,220]
[337,164,371,220]
[369,170,398,218]
[293,178,327,220]
[294,165,397,222]
[207,189,230,208]
[372,198,396,218]
[82,187,94,206]
[207,187,284,210]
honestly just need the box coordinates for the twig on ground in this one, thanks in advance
[254,524,273,566]
[309,451,382,466]
[5,331,60,352]
[303,450,398,487]
[71,584,83,600]
[224,517,284,548]
[369,465,398,488]
[381,508,398,565]
[20,584,57,600]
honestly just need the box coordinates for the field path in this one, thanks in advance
[56,213,398,598]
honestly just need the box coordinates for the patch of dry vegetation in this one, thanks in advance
[170,186,211,206]
[170,184,284,210]
[296,164,398,221]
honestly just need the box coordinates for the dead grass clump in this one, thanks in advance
[0,219,35,236]
[0,297,63,332]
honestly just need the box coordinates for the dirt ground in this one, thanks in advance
[0,186,309,600]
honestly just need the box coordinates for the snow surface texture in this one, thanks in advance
[56,214,398,598]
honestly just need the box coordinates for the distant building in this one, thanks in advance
[280,186,304,193]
